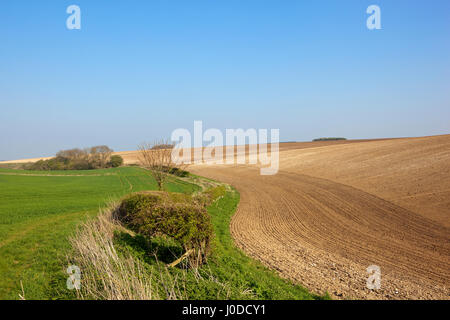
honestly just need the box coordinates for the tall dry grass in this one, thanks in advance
[68,198,244,300]
[68,203,185,300]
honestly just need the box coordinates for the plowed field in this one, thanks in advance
[189,135,450,299]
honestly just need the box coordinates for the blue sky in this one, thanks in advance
[0,0,449,160]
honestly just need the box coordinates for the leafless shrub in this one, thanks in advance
[88,145,113,169]
[56,148,88,161]
[138,140,182,190]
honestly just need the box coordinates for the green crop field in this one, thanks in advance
[0,167,199,299]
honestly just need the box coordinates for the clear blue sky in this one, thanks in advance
[1,0,449,160]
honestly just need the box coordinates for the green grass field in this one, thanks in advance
[0,166,320,300]
[0,167,199,299]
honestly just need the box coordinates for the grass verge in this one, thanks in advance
[70,181,326,300]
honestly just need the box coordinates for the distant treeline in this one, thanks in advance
[24,146,123,171]
[313,137,347,142]
[151,144,174,150]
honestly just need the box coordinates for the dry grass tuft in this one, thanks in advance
[68,203,185,300]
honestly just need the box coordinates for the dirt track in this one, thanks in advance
[190,136,450,299]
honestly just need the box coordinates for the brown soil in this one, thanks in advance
[189,135,450,299]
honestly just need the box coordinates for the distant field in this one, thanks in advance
[0,167,199,299]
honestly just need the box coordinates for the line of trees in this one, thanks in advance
[313,137,347,141]
[25,146,123,170]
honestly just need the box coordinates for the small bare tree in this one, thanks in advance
[138,140,176,190]
[89,145,113,168]
[56,148,87,161]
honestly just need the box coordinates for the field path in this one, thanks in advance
[190,136,450,299]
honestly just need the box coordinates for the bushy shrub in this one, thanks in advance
[109,155,124,167]
[25,145,115,171]
[24,160,45,170]
[168,167,189,177]
[117,192,213,266]
[25,157,71,170]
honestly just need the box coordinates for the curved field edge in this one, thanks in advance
[191,186,324,299]
[69,177,326,300]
